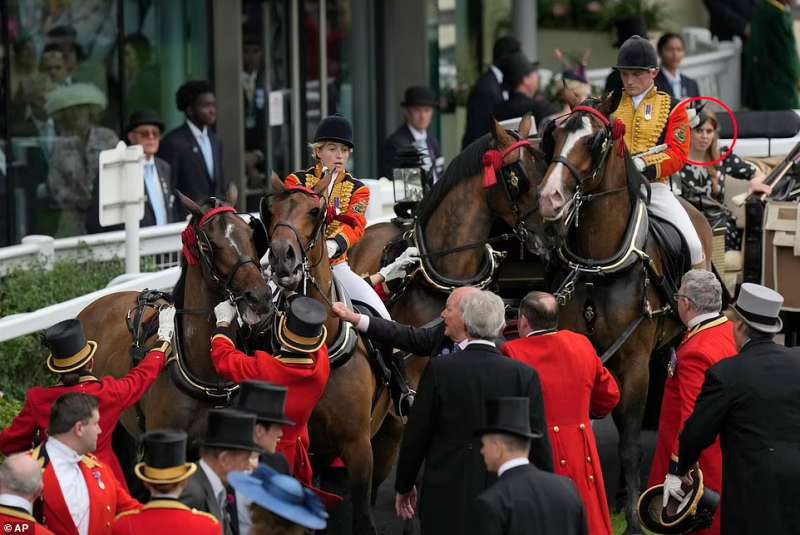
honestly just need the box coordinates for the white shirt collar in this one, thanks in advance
[490,65,504,84]
[144,155,156,165]
[687,311,721,330]
[497,457,529,477]
[631,84,655,110]
[187,120,208,138]
[46,437,83,464]
[662,69,680,83]
[465,339,496,348]
[407,124,427,141]
[199,458,226,503]
[0,494,33,514]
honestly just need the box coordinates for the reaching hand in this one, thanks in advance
[394,487,417,520]
[633,157,646,173]
[157,306,176,342]
[214,301,238,326]
[331,302,361,325]
[326,240,339,259]
[379,247,420,282]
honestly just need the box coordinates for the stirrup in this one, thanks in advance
[398,388,416,418]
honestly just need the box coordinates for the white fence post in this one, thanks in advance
[21,235,55,271]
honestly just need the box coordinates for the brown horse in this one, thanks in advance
[78,194,273,448]
[263,172,392,535]
[536,96,713,534]
[346,117,547,491]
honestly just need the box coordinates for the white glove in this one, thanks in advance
[214,301,238,326]
[379,247,421,282]
[157,306,176,342]
[326,239,339,259]
[633,157,646,173]
[662,474,686,507]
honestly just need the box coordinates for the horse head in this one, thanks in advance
[178,192,274,325]
[483,115,548,255]
[264,171,333,291]
[537,93,624,239]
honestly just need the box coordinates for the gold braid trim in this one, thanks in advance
[615,88,672,157]
[326,179,355,239]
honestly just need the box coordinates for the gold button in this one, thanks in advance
[589,475,594,482]
[579,423,586,430]
[587,456,592,463]
[553,426,560,433]
[560,459,566,466]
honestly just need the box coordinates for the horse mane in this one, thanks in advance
[415,134,493,226]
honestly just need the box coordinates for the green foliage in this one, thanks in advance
[599,0,670,30]
[0,396,23,430]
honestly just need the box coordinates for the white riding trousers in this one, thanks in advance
[332,262,392,320]
[648,182,705,264]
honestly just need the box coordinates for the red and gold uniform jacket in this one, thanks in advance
[0,348,167,490]
[611,86,690,182]
[210,327,330,486]
[112,498,221,535]
[284,164,369,265]
[648,316,736,535]
[32,444,141,535]
[0,505,55,535]
[503,330,620,535]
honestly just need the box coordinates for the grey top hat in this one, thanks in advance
[732,283,783,333]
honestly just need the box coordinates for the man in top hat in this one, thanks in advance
[0,311,175,491]
[113,430,220,535]
[0,453,56,535]
[86,109,175,233]
[158,80,225,217]
[468,397,587,535]
[494,51,559,128]
[394,291,552,535]
[210,297,330,487]
[649,270,736,535]
[381,86,443,182]
[234,381,292,474]
[33,393,140,535]
[674,283,800,535]
[501,291,619,535]
[180,410,263,535]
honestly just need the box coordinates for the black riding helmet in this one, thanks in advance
[614,35,658,71]
[314,114,354,149]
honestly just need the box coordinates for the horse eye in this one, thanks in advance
[309,207,320,218]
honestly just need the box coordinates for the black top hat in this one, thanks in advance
[277,297,328,354]
[235,381,295,427]
[475,397,543,439]
[614,35,658,71]
[314,115,354,149]
[134,429,197,484]
[126,109,165,137]
[44,319,97,374]
[637,466,720,534]
[401,86,437,108]
[201,409,264,453]
[502,51,540,91]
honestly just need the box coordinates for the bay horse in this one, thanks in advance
[536,96,713,534]
[346,117,547,491]
[78,194,273,451]
[263,171,393,535]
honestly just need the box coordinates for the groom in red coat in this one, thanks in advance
[502,291,620,535]
[648,270,737,535]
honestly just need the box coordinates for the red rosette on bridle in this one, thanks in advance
[181,225,200,266]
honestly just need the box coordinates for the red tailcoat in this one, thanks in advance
[0,505,55,535]
[35,447,140,535]
[112,498,221,535]
[503,330,620,535]
[648,317,736,535]
[210,330,330,486]
[0,350,166,490]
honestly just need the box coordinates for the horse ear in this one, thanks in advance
[598,91,617,117]
[313,167,334,194]
[519,113,533,139]
[177,190,202,217]
[271,172,285,194]
[491,118,514,146]
[226,182,239,208]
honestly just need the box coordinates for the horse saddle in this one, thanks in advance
[647,214,691,299]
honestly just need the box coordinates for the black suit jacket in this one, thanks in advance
[381,124,442,180]
[85,157,174,234]
[395,343,553,535]
[158,122,225,217]
[463,69,505,149]
[179,465,234,535]
[493,91,558,129]
[654,71,700,100]
[703,0,758,42]
[469,464,587,535]
[260,451,290,474]
[678,338,800,535]
[365,316,452,357]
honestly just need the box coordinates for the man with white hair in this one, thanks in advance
[649,269,736,535]
[0,453,55,534]
[393,290,552,535]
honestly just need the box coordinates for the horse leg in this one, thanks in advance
[340,434,377,535]
[613,346,650,535]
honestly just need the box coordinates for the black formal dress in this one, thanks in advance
[365,317,453,357]
[463,69,505,149]
[158,122,225,217]
[180,465,234,535]
[703,0,759,42]
[468,463,587,535]
[395,341,553,535]
[493,91,558,130]
[678,338,800,535]
[85,157,175,234]
[381,123,442,181]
